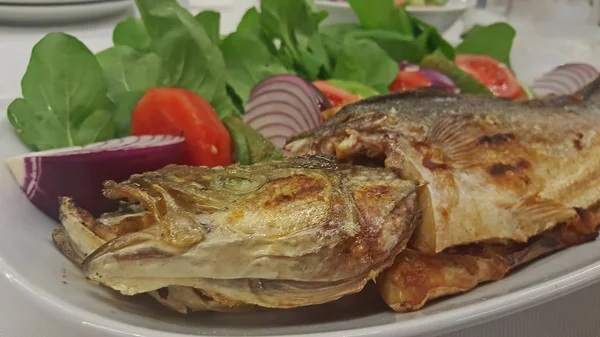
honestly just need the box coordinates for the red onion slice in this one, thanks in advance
[532,63,599,97]
[244,75,327,149]
[6,135,186,221]
[400,61,460,93]
[419,68,461,94]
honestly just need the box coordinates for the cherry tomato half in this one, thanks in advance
[131,88,232,167]
[455,54,524,99]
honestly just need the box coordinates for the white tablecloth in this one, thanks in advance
[1,3,600,337]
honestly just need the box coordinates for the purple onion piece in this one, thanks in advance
[244,75,325,149]
[532,63,599,97]
[6,135,186,221]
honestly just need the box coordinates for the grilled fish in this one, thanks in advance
[287,79,600,255]
[286,79,600,311]
[53,155,420,313]
[378,207,600,311]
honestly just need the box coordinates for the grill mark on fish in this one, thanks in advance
[262,176,326,208]
[488,159,530,176]
[478,133,515,146]
[438,207,449,221]
[573,132,584,151]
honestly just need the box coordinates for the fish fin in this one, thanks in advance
[509,196,578,240]
[427,114,484,167]
[52,227,85,266]
[329,87,452,125]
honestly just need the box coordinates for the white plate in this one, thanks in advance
[314,0,476,33]
[3,19,600,337]
[2,111,600,337]
[0,0,134,25]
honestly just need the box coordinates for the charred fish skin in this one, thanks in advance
[286,78,600,255]
[55,155,421,312]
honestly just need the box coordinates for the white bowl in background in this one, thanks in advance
[314,0,476,33]
[0,0,134,25]
[0,0,112,4]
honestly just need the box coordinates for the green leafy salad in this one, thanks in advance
[7,0,520,167]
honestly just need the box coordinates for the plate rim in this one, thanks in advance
[0,0,128,4]
[2,219,600,337]
[0,0,131,8]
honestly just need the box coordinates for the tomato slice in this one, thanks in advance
[131,88,232,167]
[389,71,432,92]
[455,54,524,99]
[312,81,359,107]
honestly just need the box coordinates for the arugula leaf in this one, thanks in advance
[236,7,279,57]
[109,90,147,137]
[320,23,362,37]
[260,0,309,50]
[326,79,380,98]
[96,46,163,136]
[7,33,113,150]
[223,116,284,165]
[113,17,152,53]
[73,109,116,145]
[460,24,483,39]
[456,23,516,66]
[295,33,330,79]
[346,0,413,35]
[195,11,221,45]
[225,120,251,165]
[350,29,426,63]
[333,37,399,93]
[220,32,289,103]
[412,17,455,60]
[96,46,163,101]
[7,99,38,149]
[420,55,492,95]
[416,29,455,60]
[319,23,361,70]
[260,0,330,80]
[320,23,361,54]
[135,0,237,118]
[237,7,261,33]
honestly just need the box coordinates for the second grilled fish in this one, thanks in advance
[287,79,600,255]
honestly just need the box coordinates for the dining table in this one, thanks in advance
[1,1,600,336]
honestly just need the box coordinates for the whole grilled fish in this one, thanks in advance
[287,79,600,255]
[53,156,420,313]
[286,79,600,312]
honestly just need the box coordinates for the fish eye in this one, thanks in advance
[212,174,268,194]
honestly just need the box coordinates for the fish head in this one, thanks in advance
[73,156,419,299]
